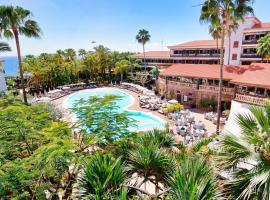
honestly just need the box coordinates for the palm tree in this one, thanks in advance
[78,48,87,59]
[64,48,76,62]
[200,0,253,134]
[94,45,110,80]
[209,21,222,51]
[77,153,127,199]
[257,33,270,63]
[136,29,150,70]
[126,143,175,198]
[115,60,132,82]
[168,154,221,200]
[217,104,270,199]
[0,6,41,104]
[139,128,176,150]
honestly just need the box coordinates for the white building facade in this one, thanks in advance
[0,70,7,92]
[224,17,270,65]
[134,17,270,67]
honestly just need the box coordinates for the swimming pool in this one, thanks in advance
[64,88,165,132]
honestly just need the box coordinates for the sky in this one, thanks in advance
[1,0,270,56]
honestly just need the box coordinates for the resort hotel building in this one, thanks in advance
[133,17,270,108]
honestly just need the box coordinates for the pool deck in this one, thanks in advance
[53,87,218,142]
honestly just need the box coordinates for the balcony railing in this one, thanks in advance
[242,40,258,45]
[235,93,269,106]
[167,80,197,89]
[240,54,262,58]
[171,53,220,58]
[199,85,235,95]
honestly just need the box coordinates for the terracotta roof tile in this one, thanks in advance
[230,63,270,88]
[168,40,220,49]
[160,63,270,88]
[160,64,246,80]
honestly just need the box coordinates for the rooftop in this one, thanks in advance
[160,63,270,88]
[168,40,220,50]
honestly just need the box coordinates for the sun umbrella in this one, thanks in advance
[168,99,178,104]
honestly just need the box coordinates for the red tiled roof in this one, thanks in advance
[230,63,270,88]
[132,51,170,58]
[251,22,270,29]
[160,63,270,88]
[168,40,220,49]
[160,64,246,80]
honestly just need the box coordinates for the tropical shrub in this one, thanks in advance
[163,103,184,113]
[168,154,221,200]
[77,153,127,199]
[217,104,270,199]
[199,96,217,110]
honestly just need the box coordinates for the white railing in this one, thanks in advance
[199,85,234,95]
[235,94,269,106]
[168,80,197,89]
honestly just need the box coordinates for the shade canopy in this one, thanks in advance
[168,99,178,104]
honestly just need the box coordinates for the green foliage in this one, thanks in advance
[0,97,82,199]
[217,104,270,199]
[136,29,150,45]
[115,60,133,82]
[72,95,136,143]
[140,129,176,150]
[77,153,127,199]
[127,143,175,183]
[163,103,184,113]
[168,154,221,200]
[199,96,217,109]
[257,33,270,59]
[23,46,136,88]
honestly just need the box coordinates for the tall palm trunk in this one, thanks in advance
[227,34,231,65]
[216,25,225,134]
[143,43,146,71]
[120,72,123,83]
[14,29,27,104]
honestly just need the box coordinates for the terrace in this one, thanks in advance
[171,49,220,58]
[159,76,235,95]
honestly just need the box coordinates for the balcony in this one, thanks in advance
[235,93,269,106]
[199,85,235,95]
[240,54,262,59]
[167,80,197,89]
[242,39,258,45]
[171,53,220,58]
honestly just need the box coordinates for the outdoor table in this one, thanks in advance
[194,121,205,129]
[186,116,194,123]
[177,119,185,126]
[185,134,193,143]
[178,126,187,136]
[195,129,205,137]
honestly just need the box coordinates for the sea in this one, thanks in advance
[0,56,19,76]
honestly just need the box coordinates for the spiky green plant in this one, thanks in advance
[168,154,221,200]
[139,128,176,150]
[77,153,127,199]
[218,104,270,199]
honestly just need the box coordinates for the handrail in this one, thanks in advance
[199,85,234,95]
[235,93,269,106]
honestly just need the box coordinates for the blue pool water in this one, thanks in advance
[65,88,165,132]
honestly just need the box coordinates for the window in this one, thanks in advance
[232,54,238,60]
[233,41,239,48]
